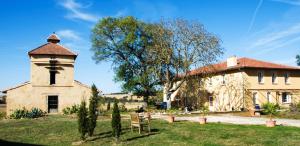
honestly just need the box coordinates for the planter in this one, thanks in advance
[249,109,255,116]
[266,120,276,127]
[199,117,207,125]
[146,112,151,120]
[168,115,175,123]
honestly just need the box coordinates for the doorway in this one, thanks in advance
[48,96,58,113]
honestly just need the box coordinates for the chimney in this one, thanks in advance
[227,56,237,68]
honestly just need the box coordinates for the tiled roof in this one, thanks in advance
[188,57,300,76]
[28,43,77,57]
[28,33,77,57]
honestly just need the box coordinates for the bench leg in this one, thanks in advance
[148,124,151,133]
[139,126,141,134]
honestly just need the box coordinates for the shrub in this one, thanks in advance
[78,100,88,140]
[119,103,127,112]
[26,108,44,118]
[10,107,45,119]
[111,100,121,141]
[200,105,209,117]
[0,112,5,119]
[88,84,99,136]
[107,101,111,111]
[262,103,280,120]
[63,105,80,115]
[289,102,300,112]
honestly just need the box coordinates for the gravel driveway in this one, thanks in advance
[152,114,300,127]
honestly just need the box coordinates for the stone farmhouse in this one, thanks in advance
[168,56,300,112]
[2,33,92,115]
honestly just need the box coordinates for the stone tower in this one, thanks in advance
[28,33,77,87]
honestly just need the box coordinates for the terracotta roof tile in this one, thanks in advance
[28,33,77,57]
[28,43,77,57]
[47,34,60,43]
[189,57,300,76]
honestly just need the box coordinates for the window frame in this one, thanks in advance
[209,96,213,106]
[272,72,277,84]
[284,72,290,84]
[253,92,258,105]
[267,92,271,103]
[222,74,225,85]
[50,71,56,85]
[282,92,291,104]
[258,71,264,84]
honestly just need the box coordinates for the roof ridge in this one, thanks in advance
[241,57,300,69]
[1,81,30,93]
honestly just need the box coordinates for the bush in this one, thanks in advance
[78,100,88,140]
[10,107,45,119]
[107,101,111,111]
[289,102,300,112]
[0,112,5,119]
[27,108,44,118]
[119,103,127,112]
[262,103,280,120]
[88,84,99,136]
[62,105,80,115]
[112,100,121,141]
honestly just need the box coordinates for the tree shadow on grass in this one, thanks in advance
[126,128,160,142]
[88,127,131,141]
[87,128,159,142]
[0,140,42,146]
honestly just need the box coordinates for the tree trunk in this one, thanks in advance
[163,81,184,109]
[163,84,171,109]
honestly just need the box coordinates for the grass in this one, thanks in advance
[0,115,300,145]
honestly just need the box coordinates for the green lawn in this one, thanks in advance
[0,115,300,146]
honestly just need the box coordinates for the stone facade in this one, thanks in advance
[2,34,92,115]
[169,56,300,112]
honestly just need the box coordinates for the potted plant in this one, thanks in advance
[166,108,175,123]
[262,103,279,127]
[168,114,175,123]
[199,105,209,124]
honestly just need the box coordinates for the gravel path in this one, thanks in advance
[152,114,300,127]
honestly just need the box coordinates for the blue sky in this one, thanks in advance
[1,0,300,93]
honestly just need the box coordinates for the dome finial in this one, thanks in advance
[47,33,60,43]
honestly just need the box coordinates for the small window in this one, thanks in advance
[284,73,290,84]
[282,92,291,103]
[253,92,258,105]
[267,92,271,103]
[50,71,56,85]
[272,72,277,84]
[222,74,225,85]
[209,96,213,106]
[209,78,212,85]
[258,72,264,84]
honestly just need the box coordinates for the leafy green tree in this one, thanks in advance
[91,16,159,102]
[111,100,121,141]
[78,100,88,140]
[148,19,223,108]
[88,84,99,136]
[91,17,222,106]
